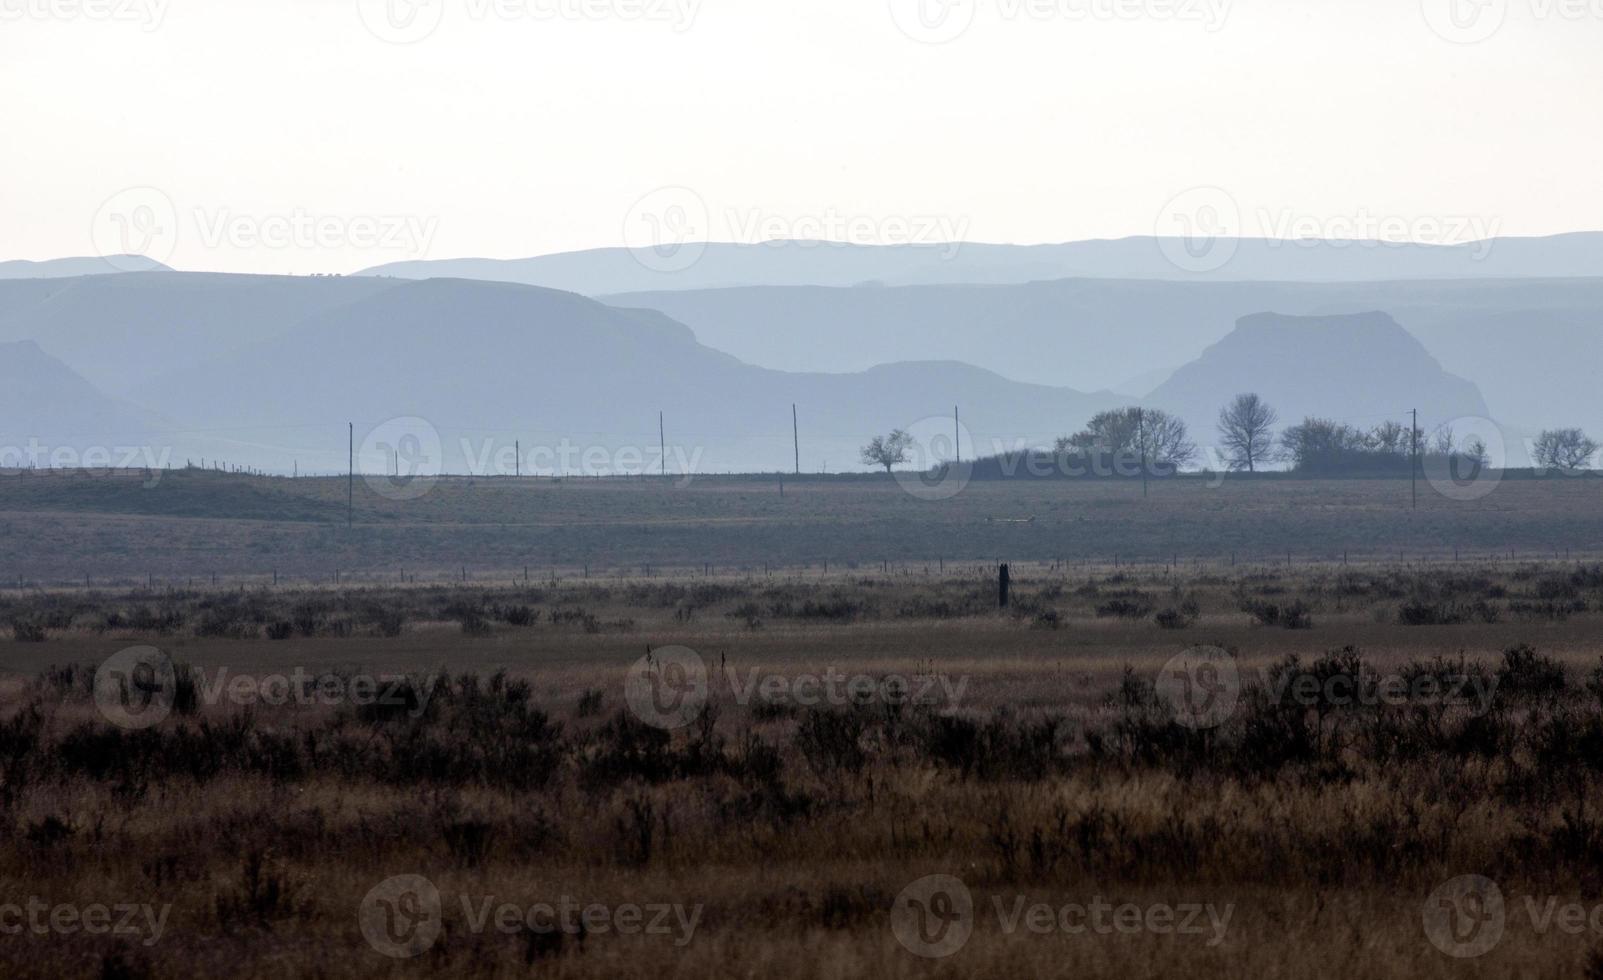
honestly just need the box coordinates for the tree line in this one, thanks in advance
[861,394,1600,478]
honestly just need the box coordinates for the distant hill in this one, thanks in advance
[0,340,168,456]
[0,272,399,396]
[607,276,1603,438]
[4,268,1598,475]
[1144,312,1489,462]
[358,233,1603,293]
[112,278,1123,473]
[0,256,173,279]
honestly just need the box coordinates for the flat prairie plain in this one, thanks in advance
[0,468,1600,580]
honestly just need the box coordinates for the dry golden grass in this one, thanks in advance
[3,562,1603,977]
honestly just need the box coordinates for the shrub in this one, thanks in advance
[577,689,604,718]
[502,604,537,627]
[1397,599,1498,626]
[11,620,47,642]
[1154,607,1195,630]
[1496,644,1567,703]
[1241,598,1310,628]
[1096,597,1152,619]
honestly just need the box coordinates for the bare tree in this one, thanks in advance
[1135,408,1197,470]
[1216,393,1278,472]
[1370,420,1409,457]
[1059,407,1195,469]
[860,429,913,473]
[1532,428,1600,471]
[1432,424,1456,456]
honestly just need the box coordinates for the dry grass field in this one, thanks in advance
[5,555,1603,977]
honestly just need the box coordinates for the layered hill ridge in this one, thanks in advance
[0,255,173,279]
[1145,312,1489,460]
[0,340,166,454]
[0,268,1583,475]
[359,233,1603,294]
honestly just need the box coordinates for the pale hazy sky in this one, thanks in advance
[3,0,1601,274]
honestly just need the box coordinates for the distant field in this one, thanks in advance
[1,468,1601,582]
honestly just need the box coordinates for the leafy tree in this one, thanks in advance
[1532,428,1599,471]
[860,430,913,473]
[1216,393,1278,472]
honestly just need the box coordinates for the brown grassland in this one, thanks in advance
[3,557,1603,977]
[3,473,1603,977]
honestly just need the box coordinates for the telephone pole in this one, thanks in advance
[1411,408,1418,510]
[516,439,520,479]
[955,406,961,464]
[792,404,800,475]
[347,422,354,527]
[659,411,666,479]
[1137,407,1148,499]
